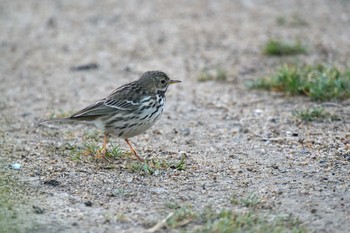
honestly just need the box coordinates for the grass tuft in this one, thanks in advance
[169,153,187,171]
[249,64,350,101]
[293,107,340,122]
[107,144,124,159]
[127,155,187,174]
[166,206,197,228]
[67,141,124,161]
[263,40,307,56]
[128,161,155,174]
[231,193,261,208]
[160,205,308,233]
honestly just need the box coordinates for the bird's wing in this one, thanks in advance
[103,98,141,110]
[69,80,148,121]
[69,97,141,121]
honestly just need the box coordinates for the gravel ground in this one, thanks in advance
[1,0,350,232]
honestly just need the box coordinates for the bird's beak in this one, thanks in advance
[169,80,181,85]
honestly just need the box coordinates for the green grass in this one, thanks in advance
[231,193,261,208]
[250,64,350,101]
[107,144,124,159]
[196,211,306,233]
[127,153,187,174]
[63,138,187,172]
[293,107,339,122]
[67,141,124,161]
[165,201,181,210]
[198,69,228,82]
[166,206,197,228]
[263,40,307,56]
[159,206,308,233]
[127,161,156,174]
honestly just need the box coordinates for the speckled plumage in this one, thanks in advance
[42,71,181,161]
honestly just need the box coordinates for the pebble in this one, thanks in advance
[254,109,263,115]
[10,163,22,170]
[179,151,187,157]
[32,205,44,214]
[43,179,60,186]
[84,201,93,207]
[182,128,191,136]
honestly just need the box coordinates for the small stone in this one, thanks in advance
[43,179,60,186]
[153,170,160,176]
[254,109,263,115]
[179,151,187,157]
[33,205,44,214]
[153,129,162,135]
[182,128,191,136]
[269,118,277,123]
[240,128,249,133]
[10,163,22,170]
[84,201,93,207]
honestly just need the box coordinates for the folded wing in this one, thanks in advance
[69,98,140,121]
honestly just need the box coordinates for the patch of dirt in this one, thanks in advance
[1,0,350,232]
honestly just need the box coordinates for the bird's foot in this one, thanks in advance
[126,151,145,162]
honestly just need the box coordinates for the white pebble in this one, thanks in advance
[10,163,22,170]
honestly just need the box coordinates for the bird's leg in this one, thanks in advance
[95,132,110,162]
[124,138,144,162]
[101,132,109,156]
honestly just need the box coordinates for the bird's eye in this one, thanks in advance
[161,80,166,84]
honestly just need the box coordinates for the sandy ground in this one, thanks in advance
[1,0,350,232]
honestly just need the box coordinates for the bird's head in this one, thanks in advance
[139,71,181,93]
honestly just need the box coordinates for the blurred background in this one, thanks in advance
[1,1,350,232]
[2,0,350,115]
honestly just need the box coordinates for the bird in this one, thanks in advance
[40,71,181,162]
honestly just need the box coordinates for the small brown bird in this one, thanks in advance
[41,71,181,162]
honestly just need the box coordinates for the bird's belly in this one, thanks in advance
[106,104,164,138]
[120,121,157,138]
